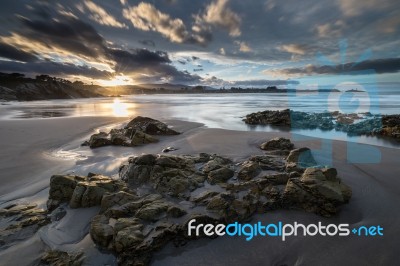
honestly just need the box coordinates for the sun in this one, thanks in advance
[100,75,131,86]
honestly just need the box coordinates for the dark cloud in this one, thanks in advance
[0,60,112,79]
[193,68,203,72]
[138,39,156,47]
[265,57,400,77]
[0,43,38,62]
[110,48,170,68]
[2,8,202,84]
[177,60,186,65]
[134,66,202,84]
[19,13,106,59]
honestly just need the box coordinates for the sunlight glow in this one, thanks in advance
[111,98,129,117]
[100,75,132,86]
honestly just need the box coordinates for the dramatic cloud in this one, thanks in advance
[201,0,241,37]
[0,0,398,85]
[0,43,38,62]
[263,58,400,77]
[83,0,128,28]
[338,0,392,17]
[278,44,307,55]
[138,39,156,47]
[18,14,107,60]
[122,2,211,45]
[316,20,345,38]
[0,60,112,79]
[0,9,202,84]
[235,41,251,52]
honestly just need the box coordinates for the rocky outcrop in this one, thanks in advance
[84,117,179,148]
[0,204,49,250]
[41,250,84,266]
[260,137,294,151]
[282,167,352,217]
[244,109,291,126]
[47,173,126,211]
[124,116,180,135]
[244,109,400,141]
[46,147,351,265]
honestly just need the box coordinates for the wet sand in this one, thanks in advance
[0,116,399,265]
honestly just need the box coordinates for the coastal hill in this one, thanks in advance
[0,73,103,101]
[0,72,344,101]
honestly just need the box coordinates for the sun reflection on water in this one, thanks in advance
[111,98,129,117]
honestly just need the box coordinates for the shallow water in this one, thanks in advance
[1,86,399,148]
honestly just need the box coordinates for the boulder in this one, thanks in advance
[120,154,208,197]
[41,250,84,266]
[286,147,317,168]
[237,161,261,180]
[86,117,175,149]
[124,116,180,135]
[262,173,289,185]
[47,175,79,211]
[260,137,294,151]
[282,167,352,217]
[0,204,49,250]
[207,167,234,184]
[90,214,115,248]
[48,174,124,210]
[243,109,291,126]
[249,155,285,171]
[88,132,112,148]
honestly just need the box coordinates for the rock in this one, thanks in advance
[41,250,84,266]
[206,195,228,210]
[110,129,131,146]
[167,206,187,218]
[260,137,294,151]
[47,175,78,211]
[86,117,178,149]
[135,201,170,221]
[162,147,179,153]
[321,167,338,181]
[249,155,285,171]
[262,173,289,185]
[90,214,115,248]
[202,156,232,173]
[243,109,291,126]
[100,191,138,213]
[127,129,159,146]
[88,132,112,148]
[0,204,49,251]
[207,167,234,184]
[237,161,261,180]
[286,147,317,168]
[282,167,352,217]
[125,116,180,135]
[190,191,219,204]
[45,150,353,266]
[48,174,124,210]
[120,154,205,197]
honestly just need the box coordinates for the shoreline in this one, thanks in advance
[0,116,399,265]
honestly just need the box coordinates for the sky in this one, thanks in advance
[0,0,399,87]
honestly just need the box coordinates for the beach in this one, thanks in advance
[0,100,399,265]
